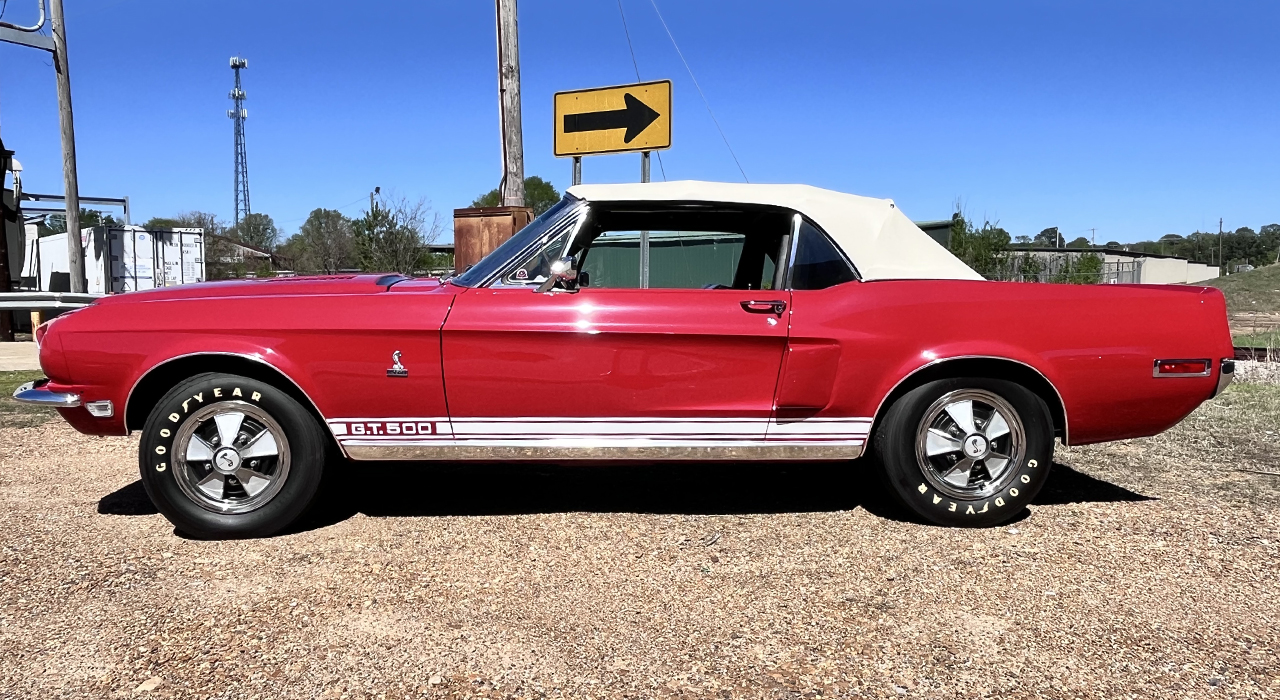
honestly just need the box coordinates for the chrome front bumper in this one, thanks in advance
[11,379,80,408]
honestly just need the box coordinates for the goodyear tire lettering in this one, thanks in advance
[232,387,243,397]
[965,504,975,515]
[193,392,203,404]
[932,494,942,505]
[213,388,222,398]
[948,502,956,512]
[1010,487,1019,497]
[155,462,166,473]
[181,400,190,413]
[251,391,261,402]
[160,429,170,438]
[917,483,928,494]
[1028,459,1038,469]
[155,445,166,455]
[995,497,1005,507]
[978,501,989,513]
[169,412,180,423]
[1020,474,1031,484]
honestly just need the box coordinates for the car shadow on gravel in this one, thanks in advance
[94,461,1154,534]
[283,459,1154,534]
[97,480,159,516]
[1033,464,1155,506]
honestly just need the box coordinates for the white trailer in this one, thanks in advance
[21,225,205,294]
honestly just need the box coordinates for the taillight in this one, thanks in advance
[1153,359,1211,377]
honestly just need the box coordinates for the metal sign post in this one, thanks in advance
[640,151,650,287]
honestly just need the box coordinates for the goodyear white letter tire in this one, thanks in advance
[873,377,1053,527]
[138,372,328,539]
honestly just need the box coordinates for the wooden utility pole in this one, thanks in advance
[495,0,525,207]
[50,0,85,293]
[1219,218,1224,275]
[0,137,13,341]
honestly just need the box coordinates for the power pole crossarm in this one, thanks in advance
[50,0,85,293]
[495,0,525,207]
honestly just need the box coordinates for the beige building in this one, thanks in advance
[1013,247,1219,285]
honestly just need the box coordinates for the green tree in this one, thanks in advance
[472,175,561,216]
[1034,227,1059,247]
[1072,252,1103,283]
[1013,252,1045,282]
[1066,236,1091,248]
[45,208,121,234]
[285,208,356,274]
[948,213,1011,279]
[229,212,279,252]
[353,194,442,274]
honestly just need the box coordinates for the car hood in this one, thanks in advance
[91,274,440,305]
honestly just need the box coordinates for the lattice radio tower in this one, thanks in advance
[228,56,251,229]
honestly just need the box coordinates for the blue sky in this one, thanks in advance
[0,0,1277,243]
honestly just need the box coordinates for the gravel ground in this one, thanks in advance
[1,385,1278,699]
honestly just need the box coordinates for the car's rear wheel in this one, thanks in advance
[138,372,328,538]
[873,377,1054,527]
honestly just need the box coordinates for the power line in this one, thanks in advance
[617,0,641,81]
[275,195,370,226]
[648,0,747,182]
[615,0,666,180]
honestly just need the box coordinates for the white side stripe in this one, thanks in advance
[327,416,872,448]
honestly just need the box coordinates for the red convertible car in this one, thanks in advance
[16,182,1235,538]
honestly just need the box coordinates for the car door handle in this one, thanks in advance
[741,299,787,315]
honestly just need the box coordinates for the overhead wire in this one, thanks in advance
[615,0,666,181]
[647,0,748,182]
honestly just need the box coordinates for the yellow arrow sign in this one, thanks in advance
[554,80,671,157]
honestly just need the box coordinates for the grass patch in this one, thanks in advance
[0,370,55,429]
[1204,262,1280,315]
[1233,328,1280,347]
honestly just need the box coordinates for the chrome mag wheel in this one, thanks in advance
[172,401,291,514]
[914,389,1026,500]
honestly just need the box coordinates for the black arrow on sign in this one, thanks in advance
[563,93,661,144]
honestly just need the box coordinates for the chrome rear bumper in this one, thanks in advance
[11,379,80,408]
[1213,359,1235,398]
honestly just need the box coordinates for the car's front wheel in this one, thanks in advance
[138,372,329,538]
[873,377,1054,527]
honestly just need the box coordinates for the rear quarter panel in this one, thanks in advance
[790,280,1232,445]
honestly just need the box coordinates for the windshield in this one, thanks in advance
[451,195,583,287]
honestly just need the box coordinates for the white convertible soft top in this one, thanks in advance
[566,181,982,282]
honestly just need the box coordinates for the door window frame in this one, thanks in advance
[481,200,860,292]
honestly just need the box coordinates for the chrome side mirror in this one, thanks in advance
[536,256,578,293]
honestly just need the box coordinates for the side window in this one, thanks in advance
[579,231,641,288]
[570,207,788,290]
[648,231,744,289]
[790,220,857,290]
